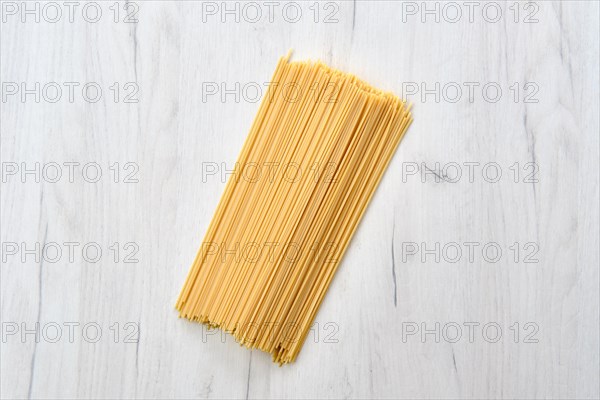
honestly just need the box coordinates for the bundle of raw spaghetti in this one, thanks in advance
[176,52,412,364]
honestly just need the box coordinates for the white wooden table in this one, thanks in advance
[1,1,598,398]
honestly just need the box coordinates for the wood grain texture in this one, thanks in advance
[1,1,598,399]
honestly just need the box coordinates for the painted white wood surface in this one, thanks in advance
[1,1,598,398]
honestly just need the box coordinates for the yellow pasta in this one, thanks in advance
[176,52,413,364]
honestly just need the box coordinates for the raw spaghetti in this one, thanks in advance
[176,52,413,364]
